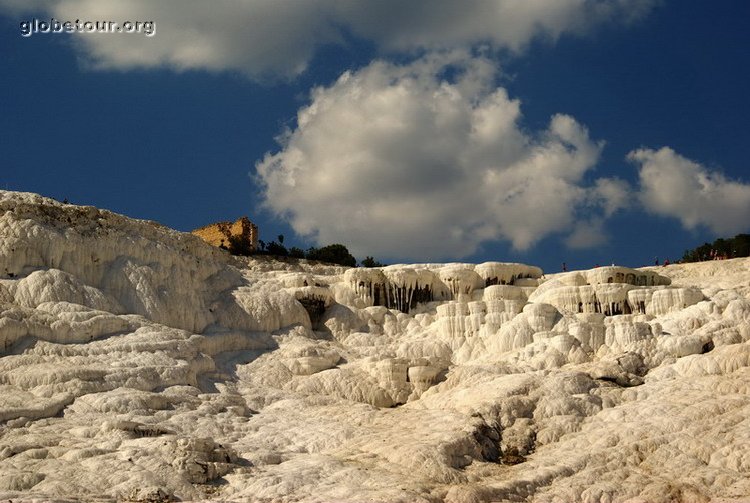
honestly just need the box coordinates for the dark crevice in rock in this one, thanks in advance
[501,446,527,465]
[298,297,326,327]
[473,423,502,463]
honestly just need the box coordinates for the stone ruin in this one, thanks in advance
[191,216,258,253]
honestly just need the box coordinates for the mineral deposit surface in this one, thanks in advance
[1,191,749,502]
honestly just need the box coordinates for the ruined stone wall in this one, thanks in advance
[192,217,258,252]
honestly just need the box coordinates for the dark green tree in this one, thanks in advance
[288,246,305,258]
[681,233,750,262]
[360,256,385,267]
[306,244,356,267]
[266,240,288,257]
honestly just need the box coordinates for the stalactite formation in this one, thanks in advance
[346,262,543,314]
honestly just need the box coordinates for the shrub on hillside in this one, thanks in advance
[306,244,356,267]
[266,240,288,257]
[288,246,305,258]
[682,234,750,262]
[361,256,385,267]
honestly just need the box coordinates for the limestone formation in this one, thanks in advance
[1,190,750,503]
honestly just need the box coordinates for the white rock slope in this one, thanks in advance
[1,190,749,502]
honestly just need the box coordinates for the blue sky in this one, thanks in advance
[1,1,749,272]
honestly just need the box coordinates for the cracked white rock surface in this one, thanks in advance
[1,190,749,502]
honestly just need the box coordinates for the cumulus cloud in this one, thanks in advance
[591,177,631,217]
[1,0,658,78]
[564,178,631,250]
[334,0,658,54]
[631,147,750,235]
[3,0,338,78]
[255,54,618,259]
[565,218,609,249]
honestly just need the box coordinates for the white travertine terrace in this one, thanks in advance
[1,190,750,503]
[345,262,539,314]
[474,261,543,287]
[580,265,671,287]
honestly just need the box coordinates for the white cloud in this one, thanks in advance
[565,218,609,249]
[4,0,338,78]
[335,0,657,54]
[591,177,631,217]
[256,54,615,260]
[631,147,750,235]
[1,0,659,79]
[562,178,631,249]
